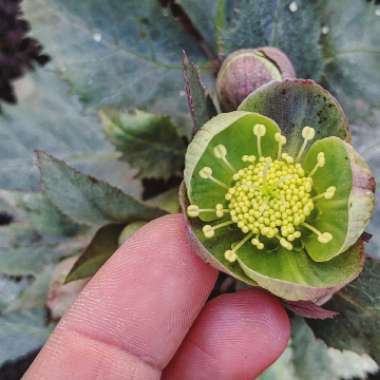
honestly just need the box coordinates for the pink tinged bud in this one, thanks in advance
[216,47,296,111]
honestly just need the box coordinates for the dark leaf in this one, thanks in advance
[37,151,165,226]
[146,188,180,214]
[182,51,217,135]
[65,224,124,283]
[222,0,324,79]
[176,0,225,53]
[100,108,186,180]
[308,258,380,364]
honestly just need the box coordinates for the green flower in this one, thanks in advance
[182,80,375,302]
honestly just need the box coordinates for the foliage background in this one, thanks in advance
[0,0,380,378]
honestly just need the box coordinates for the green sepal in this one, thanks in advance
[303,137,375,262]
[238,79,350,156]
[181,183,364,302]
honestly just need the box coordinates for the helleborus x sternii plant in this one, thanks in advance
[182,79,375,303]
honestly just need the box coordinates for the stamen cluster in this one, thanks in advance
[227,155,314,249]
[187,124,335,263]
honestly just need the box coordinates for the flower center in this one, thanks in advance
[187,124,336,262]
[227,156,314,249]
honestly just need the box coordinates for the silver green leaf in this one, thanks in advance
[309,258,380,365]
[320,0,380,124]
[0,276,29,313]
[222,0,324,79]
[259,317,378,380]
[23,0,207,131]
[37,151,165,226]
[0,309,52,367]
[0,71,141,194]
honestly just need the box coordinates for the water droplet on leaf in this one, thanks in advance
[322,25,329,34]
[93,32,102,42]
[289,1,298,12]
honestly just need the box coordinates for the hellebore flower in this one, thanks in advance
[182,80,375,303]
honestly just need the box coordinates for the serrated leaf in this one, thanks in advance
[308,258,380,365]
[65,224,124,283]
[0,308,52,367]
[260,318,377,380]
[291,317,378,380]
[0,71,141,194]
[320,0,380,124]
[182,51,217,134]
[20,193,79,238]
[222,0,324,79]
[23,0,208,133]
[0,189,90,278]
[37,151,165,226]
[100,109,186,180]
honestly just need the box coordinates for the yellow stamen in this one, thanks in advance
[303,222,333,243]
[274,133,287,160]
[242,155,256,163]
[199,167,228,189]
[308,152,325,177]
[213,144,235,172]
[224,250,238,262]
[224,232,254,261]
[187,204,229,218]
[202,225,215,238]
[187,205,200,217]
[203,220,235,238]
[251,237,264,250]
[296,126,315,161]
[281,153,294,164]
[253,124,266,157]
[313,186,336,201]
[280,238,293,250]
[215,203,230,218]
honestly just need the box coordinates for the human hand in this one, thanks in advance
[23,214,290,380]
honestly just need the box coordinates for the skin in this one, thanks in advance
[22,214,290,380]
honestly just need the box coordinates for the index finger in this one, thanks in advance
[23,214,217,380]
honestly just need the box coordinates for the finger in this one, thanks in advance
[23,214,217,380]
[163,289,290,380]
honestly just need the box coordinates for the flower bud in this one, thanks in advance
[216,47,296,111]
